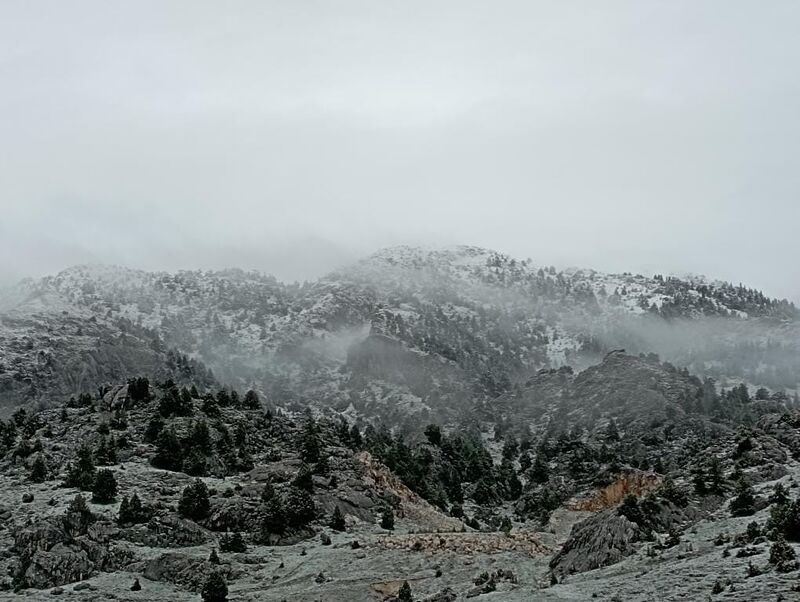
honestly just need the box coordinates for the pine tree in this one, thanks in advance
[230,531,247,552]
[29,454,47,483]
[380,507,395,530]
[314,454,330,476]
[202,395,221,418]
[330,506,346,532]
[94,435,117,466]
[200,571,228,602]
[729,478,756,517]
[65,444,96,490]
[285,486,315,528]
[349,424,363,449]
[63,494,94,536]
[243,390,260,410]
[300,416,321,463]
[92,469,118,504]
[178,478,210,521]
[208,547,220,565]
[293,463,314,492]
[398,580,413,602]
[529,454,549,485]
[260,494,286,536]
[151,427,184,472]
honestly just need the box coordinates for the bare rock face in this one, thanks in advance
[121,515,211,548]
[549,510,641,577]
[12,518,135,589]
[569,471,662,512]
[13,518,66,560]
[143,552,239,591]
[205,497,259,532]
[22,545,93,589]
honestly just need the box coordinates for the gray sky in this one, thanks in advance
[1,1,799,301]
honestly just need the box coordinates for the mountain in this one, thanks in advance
[1,247,800,598]
[1,246,798,417]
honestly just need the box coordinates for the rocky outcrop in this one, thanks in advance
[22,546,93,589]
[122,515,211,548]
[549,510,641,576]
[143,553,239,591]
[12,518,133,589]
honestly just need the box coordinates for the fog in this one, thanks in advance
[1,1,799,301]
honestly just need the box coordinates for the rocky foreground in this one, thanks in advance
[0,371,798,601]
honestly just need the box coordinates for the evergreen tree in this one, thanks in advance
[178,478,210,521]
[243,390,260,410]
[65,444,96,490]
[314,455,330,477]
[94,435,117,466]
[769,536,797,572]
[208,548,220,565]
[117,492,147,524]
[293,463,314,492]
[330,506,346,532]
[398,580,412,602]
[380,507,395,530]
[349,424,363,449]
[605,418,620,442]
[202,394,221,418]
[529,454,549,485]
[151,427,183,472]
[92,469,118,504]
[729,478,756,517]
[284,486,315,528]
[424,424,442,446]
[200,572,228,602]
[260,494,286,536]
[63,493,94,537]
[29,454,47,483]
[220,532,247,553]
[300,415,321,463]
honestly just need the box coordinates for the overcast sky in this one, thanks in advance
[1,1,799,301]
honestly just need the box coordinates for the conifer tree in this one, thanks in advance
[92,469,118,504]
[178,478,210,521]
[200,571,228,602]
[330,506,346,532]
[65,444,96,490]
[151,427,183,472]
[29,454,47,483]
[381,507,395,530]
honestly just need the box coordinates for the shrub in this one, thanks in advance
[769,536,798,572]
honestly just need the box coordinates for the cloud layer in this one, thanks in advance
[1,1,798,299]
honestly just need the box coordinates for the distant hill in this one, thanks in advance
[0,245,797,412]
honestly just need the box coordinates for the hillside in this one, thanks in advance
[1,246,797,416]
[0,354,799,600]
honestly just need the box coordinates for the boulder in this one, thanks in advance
[550,510,641,576]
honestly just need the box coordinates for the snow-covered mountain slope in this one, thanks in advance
[0,246,797,412]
